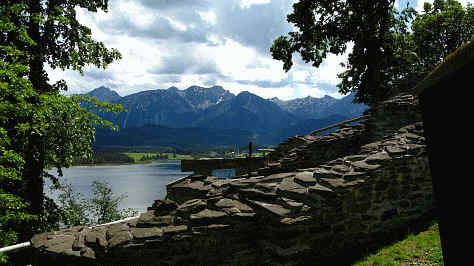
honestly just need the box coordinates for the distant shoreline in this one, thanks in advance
[71,159,182,167]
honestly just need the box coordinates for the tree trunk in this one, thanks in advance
[17,0,47,240]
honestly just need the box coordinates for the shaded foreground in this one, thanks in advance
[29,93,435,265]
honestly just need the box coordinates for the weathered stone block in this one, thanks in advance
[108,230,132,248]
[177,198,207,214]
[294,171,317,186]
[137,211,174,227]
[190,209,228,224]
[247,200,291,218]
[129,227,162,241]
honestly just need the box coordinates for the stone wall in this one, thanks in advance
[29,93,435,265]
[181,157,266,176]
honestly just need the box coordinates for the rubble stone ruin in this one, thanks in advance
[29,93,434,265]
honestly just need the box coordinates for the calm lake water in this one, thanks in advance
[45,161,192,214]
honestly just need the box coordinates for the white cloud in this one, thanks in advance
[416,0,473,13]
[292,70,309,82]
[240,0,271,9]
[198,10,217,25]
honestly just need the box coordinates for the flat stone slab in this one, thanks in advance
[177,199,206,214]
[237,188,278,200]
[294,171,317,186]
[190,209,228,222]
[214,198,253,213]
[162,225,188,235]
[308,184,334,195]
[137,211,174,227]
[313,168,342,179]
[130,227,163,240]
[365,152,391,164]
[277,178,307,198]
[248,200,291,217]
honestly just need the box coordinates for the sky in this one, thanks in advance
[47,0,472,100]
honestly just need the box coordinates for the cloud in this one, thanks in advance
[415,0,472,13]
[148,44,220,76]
[49,0,351,100]
[239,0,272,9]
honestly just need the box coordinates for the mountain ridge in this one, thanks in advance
[85,85,368,145]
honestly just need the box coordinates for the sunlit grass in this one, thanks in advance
[353,221,443,265]
[123,152,193,162]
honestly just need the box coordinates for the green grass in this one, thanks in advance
[353,221,444,265]
[123,152,193,163]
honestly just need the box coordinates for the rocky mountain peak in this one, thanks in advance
[87,86,122,102]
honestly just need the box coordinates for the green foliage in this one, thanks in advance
[271,0,402,106]
[412,0,474,73]
[55,180,137,227]
[73,151,134,165]
[271,0,473,106]
[0,0,122,261]
[88,180,137,225]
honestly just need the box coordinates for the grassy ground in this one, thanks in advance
[123,152,193,163]
[353,221,444,265]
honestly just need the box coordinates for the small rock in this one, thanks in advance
[80,246,96,259]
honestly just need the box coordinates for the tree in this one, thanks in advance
[0,0,122,257]
[412,0,474,74]
[88,181,137,225]
[54,180,137,227]
[271,0,473,106]
[271,0,406,106]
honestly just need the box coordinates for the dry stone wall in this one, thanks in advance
[29,93,434,265]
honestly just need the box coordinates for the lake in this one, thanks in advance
[45,161,192,215]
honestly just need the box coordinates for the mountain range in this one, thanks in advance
[86,85,367,146]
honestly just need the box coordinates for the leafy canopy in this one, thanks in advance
[0,0,122,260]
[271,0,473,106]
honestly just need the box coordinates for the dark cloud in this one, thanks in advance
[213,0,294,55]
[148,51,219,75]
[83,68,115,81]
[98,0,294,53]
[96,11,209,43]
